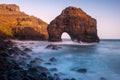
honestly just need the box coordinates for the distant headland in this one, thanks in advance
[0,4,48,40]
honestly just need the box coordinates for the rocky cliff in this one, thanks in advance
[0,4,48,40]
[47,6,100,43]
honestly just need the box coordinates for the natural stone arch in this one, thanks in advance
[61,32,71,40]
[47,6,100,43]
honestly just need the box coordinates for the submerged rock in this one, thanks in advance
[30,58,44,67]
[46,44,62,50]
[50,68,58,72]
[71,78,76,80]
[48,6,100,43]
[71,67,87,73]
[49,57,57,62]
[100,77,107,80]
[76,68,87,73]
[29,66,50,74]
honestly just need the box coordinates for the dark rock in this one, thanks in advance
[0,40,6,50]
[50,68,57,72]
[23,48,32,52]
[71,78,76,80]
[7,71,23,80]
[49,57,57,62]
[0,75,7,80]
[30,58,43,67]
[9,47,28,56]
[0,40,13,50]
[46,44,61,50]
[29,66,49,74]
[76,68,87,73]
[0,40,60,80]
[100,77,107,80]
[44,62,52,65]
[4,40,13,48]
[47,6,100,43]
[63,78,70,80]
[48,76,54,80]
[54,73,61,80]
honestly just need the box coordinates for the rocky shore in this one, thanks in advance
[0,40,80,80]
[0,40,59,80]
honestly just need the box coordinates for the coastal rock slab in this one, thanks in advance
[47,6,100,43]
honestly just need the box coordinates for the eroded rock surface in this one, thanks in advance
[0,4,48,40]
[48,6,100,43]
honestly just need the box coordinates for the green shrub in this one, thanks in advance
[20,21,33,26]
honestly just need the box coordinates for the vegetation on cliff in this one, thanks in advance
[0,4,48,40]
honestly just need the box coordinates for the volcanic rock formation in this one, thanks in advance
[47,6,100,43]
[0,4,48,40]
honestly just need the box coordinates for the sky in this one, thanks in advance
[0,0,120,39]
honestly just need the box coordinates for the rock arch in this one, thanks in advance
[47,6,100,43]
[61,32,71,40]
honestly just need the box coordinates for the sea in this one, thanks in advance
[13,39,120,80]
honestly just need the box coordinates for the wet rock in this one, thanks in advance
[23,48,32,52]
[63,78,70,80]
[49,57,57,62]
[46,44,61,50]
[0,40,59,80]
[0,75,7,80]
[7,71,23,80]
[29,66,49,74]
[21,46,26,48]
[76,68,87,73]
[100,77,107,80]
[50,68,57,72]
[0,40,13,50]
[44,62,52,65]
[30,58,43,67]
[53,73,61,80]
[19,61,28,68]
[0,40,6,50]
[48,76,54,80]
[9,47,26,56]
[4,40,13,48]
[71,78,76,80]
[0,51,9,57]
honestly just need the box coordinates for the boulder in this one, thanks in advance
[48,6,100,43]
[23,48,32,52]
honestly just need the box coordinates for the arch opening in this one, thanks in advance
[61,32,72,42]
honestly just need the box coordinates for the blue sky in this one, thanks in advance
[0,0,120,39]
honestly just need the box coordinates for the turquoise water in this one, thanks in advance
[15,40,120,80]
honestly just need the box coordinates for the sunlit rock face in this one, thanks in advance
[47,6,100,43]
[0,4,48,40]
[0,4,20,12]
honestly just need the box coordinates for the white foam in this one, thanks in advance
[12,40,120,80]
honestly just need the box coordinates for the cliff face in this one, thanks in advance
[0,4,20,12]
[47,6,100,43]
[0,4,48,40]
